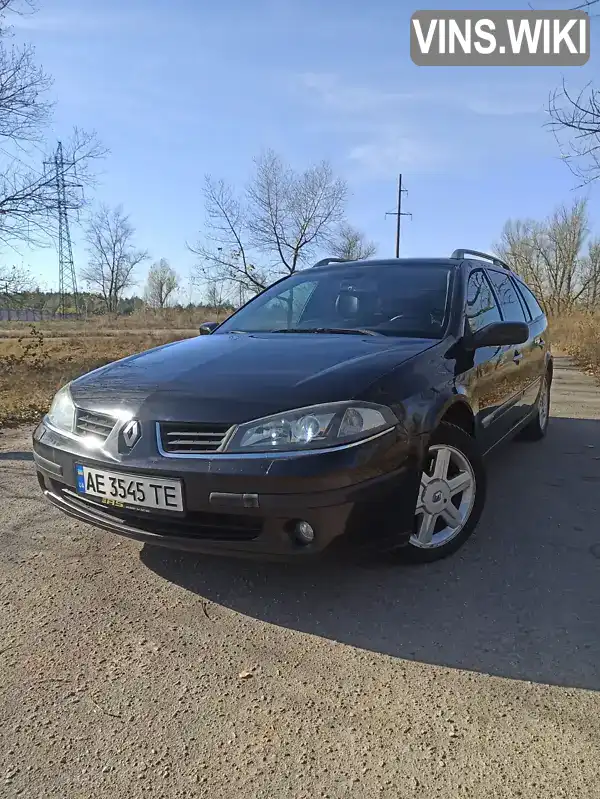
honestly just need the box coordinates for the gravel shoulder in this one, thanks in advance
[1,355,599,798]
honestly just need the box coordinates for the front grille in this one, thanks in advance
[159,422,232,454]
[54,484,261,541]
[74,408,117,441]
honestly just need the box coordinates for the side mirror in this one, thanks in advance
[466,320,529,350]
[199,321,218,335]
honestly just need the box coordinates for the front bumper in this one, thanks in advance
[33,420,421,560]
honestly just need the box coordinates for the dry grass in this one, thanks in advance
[0,327,195,428]
[0,309,233,427]
[0,307,227,338]
[550,313,600,377]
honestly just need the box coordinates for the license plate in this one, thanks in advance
[75,465,184,513]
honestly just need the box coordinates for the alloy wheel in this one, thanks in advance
[411,444,476,549]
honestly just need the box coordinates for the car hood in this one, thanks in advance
[70,332,436,424]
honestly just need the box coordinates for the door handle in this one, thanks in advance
[513,351,523,364]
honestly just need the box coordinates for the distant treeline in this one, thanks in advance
[0,290,236,319]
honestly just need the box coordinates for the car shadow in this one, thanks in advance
[141,416,600,692]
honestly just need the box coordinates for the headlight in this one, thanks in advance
[47,384,75,433]
[224,401,398,452]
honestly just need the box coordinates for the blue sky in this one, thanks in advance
[8,0,600,300]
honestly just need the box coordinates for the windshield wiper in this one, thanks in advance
[271,327,380,336]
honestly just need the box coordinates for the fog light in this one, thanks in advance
[295,520,315,544]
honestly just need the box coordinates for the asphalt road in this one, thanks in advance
[1,355,599,798]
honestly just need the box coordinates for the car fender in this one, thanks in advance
[421,391,475,440]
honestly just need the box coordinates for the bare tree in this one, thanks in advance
[579,237,600,309]
[144,258,179,310]
[204,281,233,320]
[191,177,267,298]
[544,0,600,183]
[328,223,377,260]
[548,80,600,185]
[496,218,545,298]
[496,199,598,314]
[189,150,369,297]
[0,2,106,252]
[545,200,589,310]
[0,21,52,143]
[81,205,148,313]
[0,262,32,308]
[246,151,347,273]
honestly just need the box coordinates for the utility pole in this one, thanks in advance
[385,174,412,257]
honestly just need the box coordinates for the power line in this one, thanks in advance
[0,143,47,178]
[572,0,599,9]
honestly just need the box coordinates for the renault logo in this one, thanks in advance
[121,419,141,449]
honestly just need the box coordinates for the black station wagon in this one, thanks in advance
[33,249,551,563]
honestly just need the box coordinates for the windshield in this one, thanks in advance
[216,263,453,339]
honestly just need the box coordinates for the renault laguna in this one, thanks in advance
[33,251,552,563]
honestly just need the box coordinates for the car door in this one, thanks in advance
[485,268,536,426]
[462,268,521,451]
[511,277,548,414]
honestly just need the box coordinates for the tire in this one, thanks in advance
[518,370,551,442]
[397,422,487,563]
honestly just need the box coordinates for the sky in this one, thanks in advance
[6,0,600,301]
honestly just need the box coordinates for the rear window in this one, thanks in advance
[514,280,545,319]
[486,270,528,323]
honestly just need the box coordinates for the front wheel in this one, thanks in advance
[398,422,487,563]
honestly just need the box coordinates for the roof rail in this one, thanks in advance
[451,249,511,271]
[312,257,349,268]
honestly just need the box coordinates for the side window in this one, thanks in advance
[515,280,544,320]
[486,270,527,323]
[252,281,317,329]
[465,270,502,333]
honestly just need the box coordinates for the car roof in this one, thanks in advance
[310,257,461,269]
[310,256,530,279]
